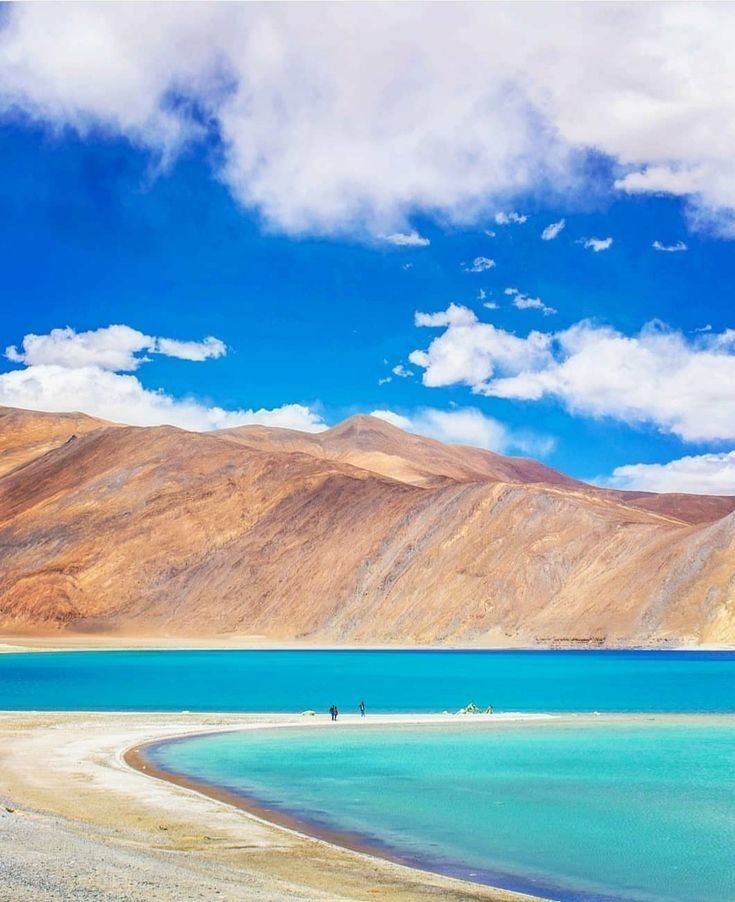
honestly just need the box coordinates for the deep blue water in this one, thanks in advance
[0,649,734,712]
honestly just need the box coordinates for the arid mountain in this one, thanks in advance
[219,415,583,489]
[220,415,735,525]
[1,405,734,646]
[0,406,109,478]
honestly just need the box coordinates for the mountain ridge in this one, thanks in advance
[1,405,734,646]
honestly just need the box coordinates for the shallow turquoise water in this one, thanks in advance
[149,721,735,902]
[1,649,734,712]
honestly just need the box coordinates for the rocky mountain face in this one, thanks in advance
[1,406,734,646]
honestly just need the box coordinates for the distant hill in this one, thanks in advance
[1,405,734,646]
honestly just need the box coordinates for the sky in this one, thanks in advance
[1,3,735,493]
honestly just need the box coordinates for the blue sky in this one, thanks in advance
[1,4,735,493]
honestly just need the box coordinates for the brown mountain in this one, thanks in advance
[1,405,734,646]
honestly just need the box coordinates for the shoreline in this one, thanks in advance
[0,711,546,901]
[2,711,733,900]
[125,718,558,900]
[2,636,734,654]
[122,713,732,902]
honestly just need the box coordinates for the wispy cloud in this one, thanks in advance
[495,211,527,225]
[381,230,430,247]
[579,237,613,252]
[463,256,496,273]
[541,218,565,240]
[478,289,499,310]
[504,287,556,316]
[652,240,688,253]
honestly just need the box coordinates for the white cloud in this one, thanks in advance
[652,240,688,253]
[478,289,499,310]
[369,405,551,455]
[4,7,735,237]
[614,166,705,198]
[494,211,527,225]
[483,229,497,238]
[606,451,735,495]
[5,325,226,371]
[464,256,496,273]
[579,237,613,252]
[1,324,324,432]
[541,218,566,240]
[381,231,430,247]
[410,306,735,442]
[391,364,414,378]
[505,287,557,316]
[410,305,553,390]
[377,376,392,386]
[154,336,227,361]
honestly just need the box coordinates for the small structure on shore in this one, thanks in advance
[456,703,494,715]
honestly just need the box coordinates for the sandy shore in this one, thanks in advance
[3,635,730,653]
[0,636,531,653]
[0,712,547,901]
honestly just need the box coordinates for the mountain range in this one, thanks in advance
[1,405,734,646]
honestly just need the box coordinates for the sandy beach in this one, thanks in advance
[0,711,546,901]
[3,635,729,655]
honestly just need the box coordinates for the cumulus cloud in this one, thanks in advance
[494,211,527,225]
[381,231,430,247]
[409,306,735,442]
[1,324,324,432]
[606,451,735,495]
[391,364,414,378]
[464,256,496,273]
[652,240,688,253]
[369,405,552,456]
[579,237,613,252]
[5,325,226,371]
[541,218,566,240]
[505,287,557,316]
[4,6,735,237]
[409,305,553,390]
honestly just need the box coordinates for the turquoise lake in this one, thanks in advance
[1,649,734,712]
[149,720,735,902]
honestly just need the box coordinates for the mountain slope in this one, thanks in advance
[219,414,735,525]
[0,407,109,478]
[0,405,734,645]
[218,414,584,488]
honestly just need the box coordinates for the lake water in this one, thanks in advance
[0,648,734,712]
[148,720,735,902]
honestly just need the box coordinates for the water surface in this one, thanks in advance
[1,649,734,712]
[148,720,735,902]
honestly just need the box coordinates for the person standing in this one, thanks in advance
[329,704,338,721]
[358,699,366,717]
